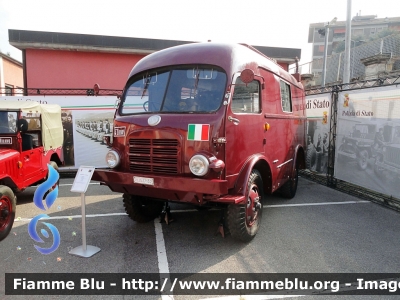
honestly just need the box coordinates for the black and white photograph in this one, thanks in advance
[74,111,114,168]
[335,86,400,197]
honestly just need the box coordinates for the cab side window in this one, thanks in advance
[280,81,292,112]
[231,78,260,113]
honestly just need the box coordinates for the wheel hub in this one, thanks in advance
[0,198,11,227]
[246,183,260,226]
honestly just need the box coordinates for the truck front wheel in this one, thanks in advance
[123,194,164,223]
[226,170,263,242]
[0,186,16,241]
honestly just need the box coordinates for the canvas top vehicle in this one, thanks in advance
[93,42,306,242]
[0,100,63,241]
[337,122,377,170]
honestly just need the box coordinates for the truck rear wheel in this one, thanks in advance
[0,186,16,241]
[226,170,263,242]
[280,164,298,199]
[123,194,164,223]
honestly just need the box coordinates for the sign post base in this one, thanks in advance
[69,245,101,258]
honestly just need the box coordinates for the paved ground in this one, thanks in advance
[1,175,400,300]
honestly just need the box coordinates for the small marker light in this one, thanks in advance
[264,123,270,131]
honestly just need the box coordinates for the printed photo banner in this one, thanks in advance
[335,85,400,198]
[305,94,332,174]
[0,96,117,170]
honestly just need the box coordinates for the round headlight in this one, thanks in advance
[106,150,120,168]
[189,155,209,176]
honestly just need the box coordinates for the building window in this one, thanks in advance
[319,45,325,52]
[5,84,13,96]
[231,77,260,113]
[352,29,364,36]
[280,81,292,112]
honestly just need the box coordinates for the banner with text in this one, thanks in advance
[305,94,332,173]
[335,85,400,197]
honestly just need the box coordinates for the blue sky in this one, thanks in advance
[0,0,398,65]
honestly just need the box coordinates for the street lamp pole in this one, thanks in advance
[343,0,352,83]
[321,24,330,87]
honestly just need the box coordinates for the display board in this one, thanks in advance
[335,85,400,198]
[0,96,117,169]
[305,94,331,173]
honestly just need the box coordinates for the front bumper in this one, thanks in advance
[92,168,244,204]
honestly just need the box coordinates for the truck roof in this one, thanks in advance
[128,42,302,88]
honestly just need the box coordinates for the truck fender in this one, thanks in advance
[0,175,19,192]
[233,154,272,199]
[293,145,306,171]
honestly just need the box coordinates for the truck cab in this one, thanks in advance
[93,42,306,242]
[0,101,63,241]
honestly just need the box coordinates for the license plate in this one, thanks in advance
[133,176,154,185]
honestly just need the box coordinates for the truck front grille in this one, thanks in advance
[128,139,180,174]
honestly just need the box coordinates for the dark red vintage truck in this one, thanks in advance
[93,42,306,241]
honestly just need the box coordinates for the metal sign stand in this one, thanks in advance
[69,166,100,258]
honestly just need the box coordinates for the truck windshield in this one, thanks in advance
[0,111,17,133]
[121,65,227,114]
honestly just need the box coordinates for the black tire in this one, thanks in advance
[225,170,263,242]
[280,164,298,199]
[123,194,164,223]
[358,150,369,170]
[0,186,16,241]
[306,146,317,170]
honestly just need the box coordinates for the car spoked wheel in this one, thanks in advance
[226,169,263,242]
[0,186,16,241]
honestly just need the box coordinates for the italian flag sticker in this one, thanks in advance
[187,124,210,141]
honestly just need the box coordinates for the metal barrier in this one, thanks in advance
[303,76,400,212]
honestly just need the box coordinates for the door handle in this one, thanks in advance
[228,116,240,125]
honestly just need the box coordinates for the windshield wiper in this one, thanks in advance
[141,74,150,99]
[193,69,200,98]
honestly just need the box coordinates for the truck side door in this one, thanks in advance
[225,74,264,187]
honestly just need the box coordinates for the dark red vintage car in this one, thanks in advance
[0,101,63,241]
[93,42,306,241]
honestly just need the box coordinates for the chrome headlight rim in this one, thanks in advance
[106,150,120,168]
[189,154,209,177]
